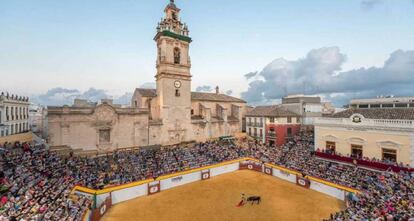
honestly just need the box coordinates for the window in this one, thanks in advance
[358,104,369,109]
[286,128,292,138]
[6,107,9,121]
[175,89,180,97]
[287,117,292,123]
[174,48,181,64]
[382,103,394,108]
[259,129,263,138]
[326,141,336,153]
[382,149,397,162]
[191,109,194,115]
[99,129,111,143]
[370,104,380,108]
[248,128,252,136]
[254,128,257,137]
[270,117,275,123]
[351,145,363,158]
[395,103,408,108]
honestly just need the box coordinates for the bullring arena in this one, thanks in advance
[74,158,357,221]
[101,170,344,221]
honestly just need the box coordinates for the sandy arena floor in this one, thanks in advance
[102,170,345,221]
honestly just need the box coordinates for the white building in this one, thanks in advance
[281,94,323,125]
[350,96,414,109]
[0,92,30,137]
[314,108,414,167]
[29,104,48,138]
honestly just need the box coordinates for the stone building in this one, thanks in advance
[314,108,414,167]
[0,92,30,137]
[47,1,247,151]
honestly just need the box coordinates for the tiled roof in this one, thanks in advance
[332,108,414,120]
[135,88,157,97]
[246,105,299,117]
[135,88,246,103]
[191,92,246,103]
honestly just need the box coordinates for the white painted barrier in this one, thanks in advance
[79,158,357,215]
[272,168,297,183]
[161,171,202,190]
[111,183,148,204]
[310,180,345,201]
[210,162,239,177]
[96,193,110,207]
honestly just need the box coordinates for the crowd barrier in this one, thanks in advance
[315,151,414,173]
[72,157,359,221]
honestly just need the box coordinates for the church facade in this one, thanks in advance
[47,1,247,151]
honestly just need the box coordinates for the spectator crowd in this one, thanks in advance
[0,133,413,221]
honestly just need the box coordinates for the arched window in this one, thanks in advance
[174,48,180,64]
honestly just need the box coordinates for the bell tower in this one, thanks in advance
[154,0,192,144]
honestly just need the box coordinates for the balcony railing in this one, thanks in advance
[247,123,264,127]
[315,117,414,129]
[267,132,277,138]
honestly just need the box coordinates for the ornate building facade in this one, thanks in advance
[0,92,30,138]
[47,1,247,151]
[314,108,414,167]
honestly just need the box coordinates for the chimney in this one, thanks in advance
[215,86,219,94]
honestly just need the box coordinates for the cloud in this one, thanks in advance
[241,47,414,106]
[114,92,133,105]
[361,0,383,10]
[244,72,258,80]
[139,82,156,89]
[32,87,131,106]
[196,85,213,92]
[225,90,233,96]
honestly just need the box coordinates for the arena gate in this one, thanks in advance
[201,169,210,180]
[239,160,262,172]
[148,181,161,195]
[296,176,311,189]
[263,165,273,176]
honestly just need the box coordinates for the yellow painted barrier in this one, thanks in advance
[71,157,360,196]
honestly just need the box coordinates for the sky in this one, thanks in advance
[1,0,413,106]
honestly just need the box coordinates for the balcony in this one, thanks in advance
[267,131,277,138]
